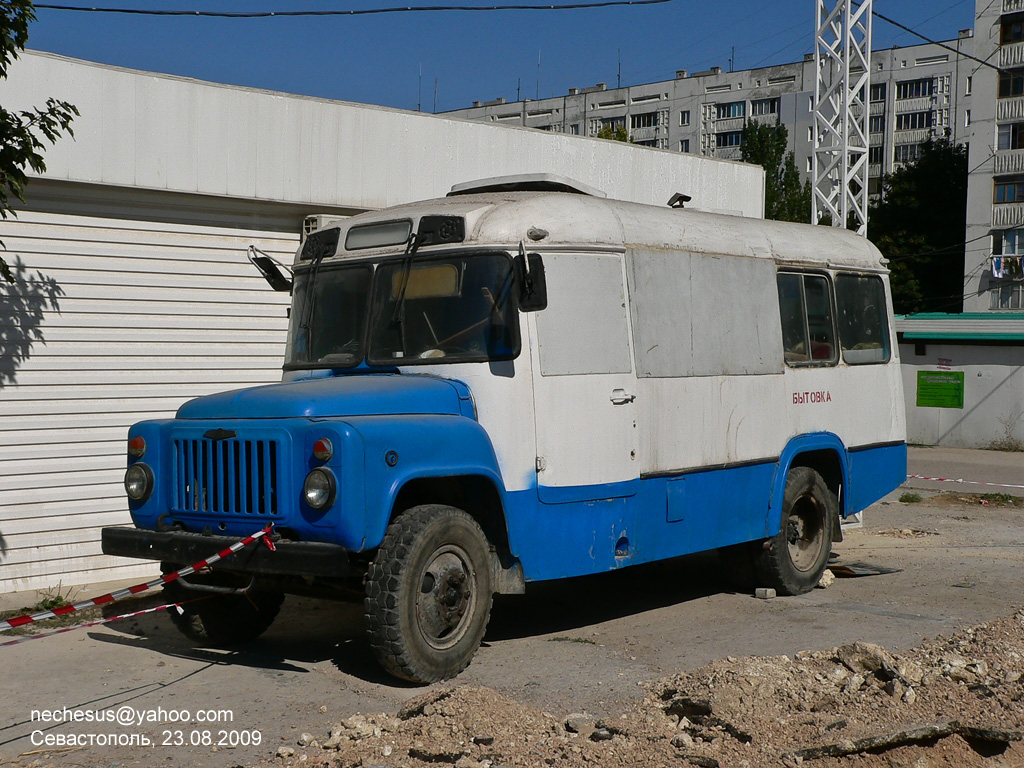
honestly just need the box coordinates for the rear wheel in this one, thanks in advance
[753,466,836,595]
[365,505,493,683]
[161,571,283,646]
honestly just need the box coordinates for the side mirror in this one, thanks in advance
[514,252,547,312]
[248,250,293,292]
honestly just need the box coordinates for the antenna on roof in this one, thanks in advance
[668,193,692,209]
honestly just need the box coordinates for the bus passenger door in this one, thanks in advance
[528,252,639,504]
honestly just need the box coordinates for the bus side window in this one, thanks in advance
[777,272,837,365]
[835,274,890,364]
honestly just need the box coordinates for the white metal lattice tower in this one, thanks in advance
[813,0,872,236]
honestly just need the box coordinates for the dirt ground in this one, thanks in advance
[2,489,1023,768]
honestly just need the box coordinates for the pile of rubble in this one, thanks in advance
[281,609,1024,768]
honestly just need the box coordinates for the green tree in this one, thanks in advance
[0,0,78,283]
[868,138,968,315]
[597,124,631,143]
[740,119,812,223]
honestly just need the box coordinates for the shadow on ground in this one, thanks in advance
[97,552,733,684]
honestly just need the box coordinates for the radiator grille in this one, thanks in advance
[171,438,280,515]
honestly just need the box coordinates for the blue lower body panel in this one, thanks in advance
[505,460,777,582]
[847,442,907,514]
[504,442,908,583]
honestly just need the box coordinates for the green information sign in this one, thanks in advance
[916,371,964,409]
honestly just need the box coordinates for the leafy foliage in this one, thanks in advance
[740,119,812,223]
[868,138,968,315]
[596,124,631,143]
[0,0,78,283]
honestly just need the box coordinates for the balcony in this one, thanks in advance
[894,97,933,114]
[631,126,659,142]
[993,202,1024,228]
[1001,41,1024,69]
[995,149,1024,175]
[892,128,932,144]
[712,146,744,161]
[997,96,1024,121]
[713,117,745,132]
[1004,0,1024,12]
[869,101,886,116]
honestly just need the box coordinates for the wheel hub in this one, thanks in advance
[786,494,825,573]
[416,546,475,650]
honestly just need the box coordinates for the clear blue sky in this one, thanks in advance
[25,0,975,113]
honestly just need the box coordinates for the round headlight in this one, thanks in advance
[303,467,336,510]
[125,463,154,502]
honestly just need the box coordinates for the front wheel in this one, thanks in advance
[753,466,836,595]
[365,505,494,683]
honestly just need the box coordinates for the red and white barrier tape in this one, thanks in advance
[0,602,182,648]
[907,474,1024,491]
[0,524,275,634]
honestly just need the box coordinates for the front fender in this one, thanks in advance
[767,432,850,537]
[345,414,508,550]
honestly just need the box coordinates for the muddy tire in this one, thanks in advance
[365,505,493,684]
[162,575,283,646]
[753,466,836,595]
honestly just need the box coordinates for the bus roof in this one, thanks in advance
[308,191,886,271]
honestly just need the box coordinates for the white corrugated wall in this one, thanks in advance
[0,209,295,592]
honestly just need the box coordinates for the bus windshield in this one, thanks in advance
[285,252,519,369]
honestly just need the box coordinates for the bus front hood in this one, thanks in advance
[175,374,473,420]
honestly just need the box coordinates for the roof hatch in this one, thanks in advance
[448,173,607,198]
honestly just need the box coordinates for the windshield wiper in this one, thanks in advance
[391,232,423,354]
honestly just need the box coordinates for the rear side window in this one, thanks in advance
[836,274,890,364]
[777,273,837,365]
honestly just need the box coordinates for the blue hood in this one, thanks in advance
[176,374,473,420]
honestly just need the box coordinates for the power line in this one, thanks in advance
[867,7,1003,73]
[34,0,681,17]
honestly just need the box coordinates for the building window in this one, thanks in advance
[635,138,659,147]
[869,115,886,133]
[966,76,972,95]
[1002,229,1024,255]
[750,98,779,116]
[995,177,1024,203]
[715,101,745,120]
[631,111,658,129]
[999,68,1024,98]
[896,78,933,100]
[569,124,580,135]
[990,284,1023,309]
[806,157,813,173]
[895,111,933,131]
[998,122,1024,150]
[869,145,884,164]
[869,83,887,102]
[680,139,690,152]
[894,144,922,163]
[600,116,625,131]
[808,126,814,142]
[679,110,690,126]
[966,110,971,127]
[1002,15,1024,44]
[715,131,743,148]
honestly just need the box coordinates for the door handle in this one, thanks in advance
[610,389,636,405]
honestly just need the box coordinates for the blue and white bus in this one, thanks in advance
[103,175,907,683]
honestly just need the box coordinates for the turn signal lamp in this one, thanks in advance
[312,438,333,461]
[128,436,146,458]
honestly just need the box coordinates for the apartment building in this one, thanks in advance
[966,0,1024,312]
[446,36,973,203]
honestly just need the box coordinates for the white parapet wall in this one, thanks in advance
[0,52,764,593]
[3,51,765,216]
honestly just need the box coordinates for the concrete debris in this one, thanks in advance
[293,609,1024,768]
[817,569,836,589]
